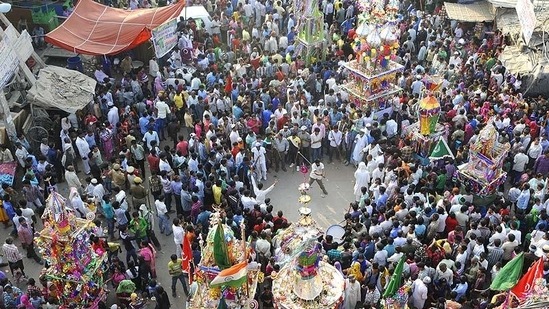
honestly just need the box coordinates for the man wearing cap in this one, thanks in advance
[229,124,241,145]
[411,276,429,309]
[130,176,147,210]
[297,126,311,167]
[110,164,127,189]
[272,133,288,172]
[252,142,267,181]
[343,274,361,309]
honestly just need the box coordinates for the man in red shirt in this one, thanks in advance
[147,150,160,174]
[176,136,189,157]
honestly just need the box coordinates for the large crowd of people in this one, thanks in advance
[0,0,547,308]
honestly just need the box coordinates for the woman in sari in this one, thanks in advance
[99,125,115,161]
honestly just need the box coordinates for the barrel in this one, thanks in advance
[67,56,83,72]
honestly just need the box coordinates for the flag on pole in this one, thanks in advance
[213,222,231,270]
[429,138,455,161]
[511,257,544,299]
[182,232,193,284]
[490,253,524,291]
[210,261,248,288]
[382,255,406,298]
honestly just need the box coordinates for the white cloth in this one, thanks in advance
[352,134,368,164]
[354,162,371,200]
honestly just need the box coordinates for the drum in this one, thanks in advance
[326,225,346,244]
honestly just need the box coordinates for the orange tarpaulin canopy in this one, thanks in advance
[45,0,185,55]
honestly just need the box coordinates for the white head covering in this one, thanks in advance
[357,162,367,170]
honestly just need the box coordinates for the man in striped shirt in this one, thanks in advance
[1,237,26,277]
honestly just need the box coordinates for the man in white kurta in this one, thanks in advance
[411,276,430,309]
[343,275,361,309]
[353,162,371,201]
[351,130,369,166]
[252,142,267,181]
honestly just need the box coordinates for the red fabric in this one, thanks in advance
[511,257,544,299]
[45,0,185,55]
[182,232,193,284]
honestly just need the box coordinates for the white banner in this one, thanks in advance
[0,39,19,88]
[151,18,178,58]
[516,0,536,45]
[3,25,33,62]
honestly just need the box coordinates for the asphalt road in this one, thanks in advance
[1,156,356,308]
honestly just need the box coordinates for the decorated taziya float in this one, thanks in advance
[36,191,108,309]
[402,94,452,165]
[272,180,345,308]
[340,0,404,108]
[457,119,510,195]
[188,211,261,308]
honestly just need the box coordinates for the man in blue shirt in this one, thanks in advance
[516,183,531,212]
[139,112,151,136]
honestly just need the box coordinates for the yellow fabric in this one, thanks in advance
[174,94,184,110]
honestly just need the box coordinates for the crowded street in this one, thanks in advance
[0,0,548,307]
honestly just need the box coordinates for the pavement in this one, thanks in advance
[0,156,355,308]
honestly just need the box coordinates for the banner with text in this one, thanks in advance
[151,18,178,58]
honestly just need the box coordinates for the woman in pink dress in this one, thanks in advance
[99,125,115,161]
[139,241,157,278]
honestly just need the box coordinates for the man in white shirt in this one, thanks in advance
[241,190,258,211]
[251,175,277,204]
[14,142,28,168]
[385,118,398,138]
[273,105,287,120]
[91,178,105,204]
[308,159,328,197]
[172,218,185,258]
[311,127,323,162]
[512,148,529,185]
[107,103,119,134]
[142,127,160,151]
[328,126,342,163]
[155,195,172,236]
[155,98,171,140]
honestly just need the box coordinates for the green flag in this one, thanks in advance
[213,222,231,270]
[383,255,406,298]
[429,138,455,161]
[217,295,228,309]
[490,252,524,291]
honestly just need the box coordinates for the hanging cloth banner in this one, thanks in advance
[151,18,178,58]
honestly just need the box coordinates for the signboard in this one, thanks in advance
[151,18,178,58]
[516,0,536,45]
[3,25,33,62]
[0,39,19,88]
